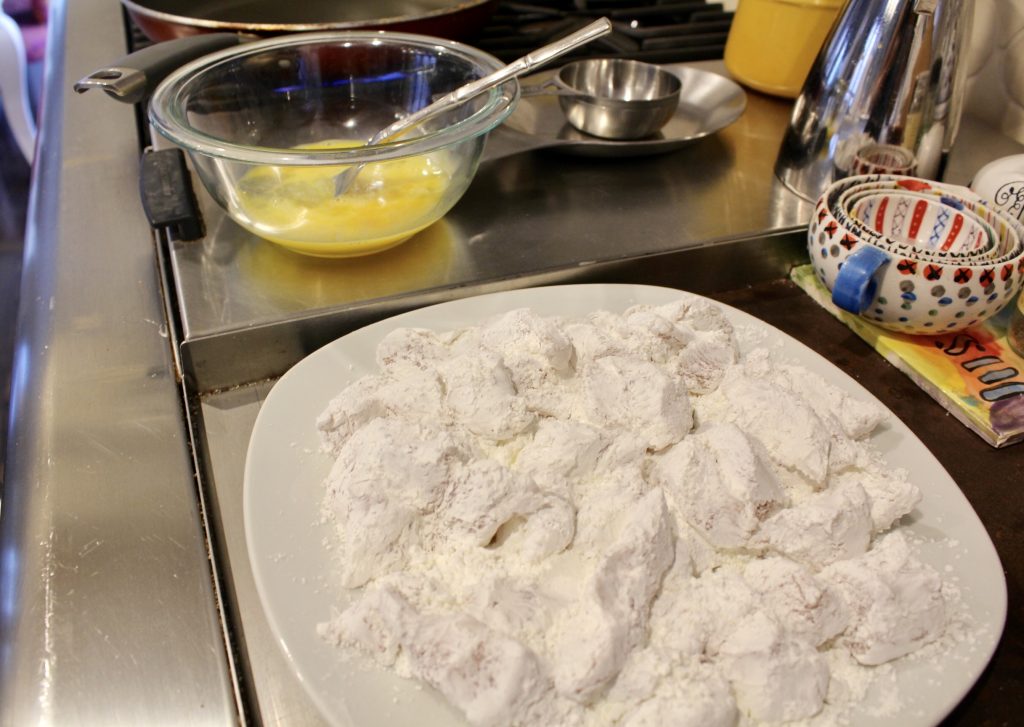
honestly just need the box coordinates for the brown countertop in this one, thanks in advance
[713,279,1023,727]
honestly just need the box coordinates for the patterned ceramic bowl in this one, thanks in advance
[833,178,1020,263]
[851,143,917,177]
[846,191,996,257]
[808,175,1024,334]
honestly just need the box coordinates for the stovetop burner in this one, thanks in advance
[477,0,734,64]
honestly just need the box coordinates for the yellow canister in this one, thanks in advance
[724,0,845,98]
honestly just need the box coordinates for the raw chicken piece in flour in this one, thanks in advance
[321,418,464,587]
[316,363,445,457]
[478,309,576,417]
[752,479,873,570]
[719,610,830,722]
[439,458,575,562]
[641,298,739,394]
[762,353,888,474]
[651,566,757,659]
[769,357,887,440]
[618,307,694,364]
[436,349,535,440]
[579,355,692,451]
[618,661,738,727]
[833,467,922,533]
[553,490,675,703]
[650,422,788,549]
[514,419,608,499]
[375,326,453,370]
[330,586,549,727]
[821,531,946,665]
[742,349,921,531]
[742,557,848,646]
[467,578,558,643]
[698,363,832,486]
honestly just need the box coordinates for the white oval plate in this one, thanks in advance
[244,283,1006,727]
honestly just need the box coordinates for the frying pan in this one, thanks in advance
[122,0,499,42]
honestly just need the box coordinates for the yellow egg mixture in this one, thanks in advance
[233,140,453,257]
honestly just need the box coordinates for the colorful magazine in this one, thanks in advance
[791,264,1024,448]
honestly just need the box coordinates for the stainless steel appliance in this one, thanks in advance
[775,0,975,200]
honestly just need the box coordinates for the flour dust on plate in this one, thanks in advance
[243,284,1005,727]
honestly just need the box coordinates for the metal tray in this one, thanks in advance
[164,61,808,393]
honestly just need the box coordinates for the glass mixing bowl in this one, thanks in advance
[148,32,518,257]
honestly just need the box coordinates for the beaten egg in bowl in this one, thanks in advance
[231,140,456,258]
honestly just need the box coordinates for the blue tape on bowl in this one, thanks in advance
[832,245,891,313]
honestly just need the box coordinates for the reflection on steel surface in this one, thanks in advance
[0,0,237,724]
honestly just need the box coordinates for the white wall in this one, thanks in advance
[964,0,1024,144]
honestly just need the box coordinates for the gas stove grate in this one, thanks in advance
[126,2,734,64]
[475,0,734,64]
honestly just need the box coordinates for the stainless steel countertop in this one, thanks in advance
[0,0,237,724]
[168,61,812,392]
[2,0,1021,724]
[171,76,803,344]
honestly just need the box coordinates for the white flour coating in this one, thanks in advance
[315,298,959,726]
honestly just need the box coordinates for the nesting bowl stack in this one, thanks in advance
[808,175,1024,334]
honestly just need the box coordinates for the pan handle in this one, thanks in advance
[73,33,242,104]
